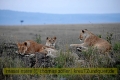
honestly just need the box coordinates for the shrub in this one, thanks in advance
[97,34,102,38]
[113,42,120,51]
[35,34,41,44]
[106,32,113,44]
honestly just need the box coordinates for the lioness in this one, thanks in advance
[70,29,112,59]
[17,40,53,55]
[46,37,57,48]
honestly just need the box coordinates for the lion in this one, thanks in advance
[16,40,54,56]
[70,29,113,60]
[41,46,58,58]
[45,36,57,48]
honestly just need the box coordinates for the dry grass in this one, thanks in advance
[0,23,120,80]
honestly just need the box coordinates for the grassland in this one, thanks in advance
[0,23,120,80]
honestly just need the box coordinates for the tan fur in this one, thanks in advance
[70,29,111,53]
[46,36,57,48]
[40,46,58,58]
[17,42,27,55]
[17,40,53,55]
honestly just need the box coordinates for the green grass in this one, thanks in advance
[113,42,120,51]
[35,34,42,44]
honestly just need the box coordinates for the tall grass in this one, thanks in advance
[35,34,42,44]
[0,31,120,80]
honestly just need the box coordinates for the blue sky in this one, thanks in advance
[0,0,120,14]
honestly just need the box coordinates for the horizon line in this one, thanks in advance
[1,9,120,15]
[0,22,120,26]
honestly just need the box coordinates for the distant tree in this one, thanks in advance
[20,20,24,25]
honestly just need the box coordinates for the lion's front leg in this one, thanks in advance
[70,43,87,47]
[70,44,82,47]
[70,43,88,51]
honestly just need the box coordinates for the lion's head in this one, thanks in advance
[46,36,57,48]
[40,46,58,58]
[79,29,90,41]
[16,41,30,55]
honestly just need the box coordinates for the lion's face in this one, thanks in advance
[17,42,28,55]
[46,37,57,48]
[79,29,88,41]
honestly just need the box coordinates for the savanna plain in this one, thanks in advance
[0,23,120,80]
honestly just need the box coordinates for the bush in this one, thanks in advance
[113,42,120,51]
[35,34,41,44]
[97,34,102,38]
[106,32,113,44]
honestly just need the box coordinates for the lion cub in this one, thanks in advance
[45,37,57,48]
[17,40,51,55]
[41,46,58,58]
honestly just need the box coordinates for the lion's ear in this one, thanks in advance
[24,41,30,47]
[82,30,85,33]
[42,46,46,49]
[46,37,49,40]
[16,42,21,47]
[24,42,27,46]
[85,29,87,31]
[54,36,57,40]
